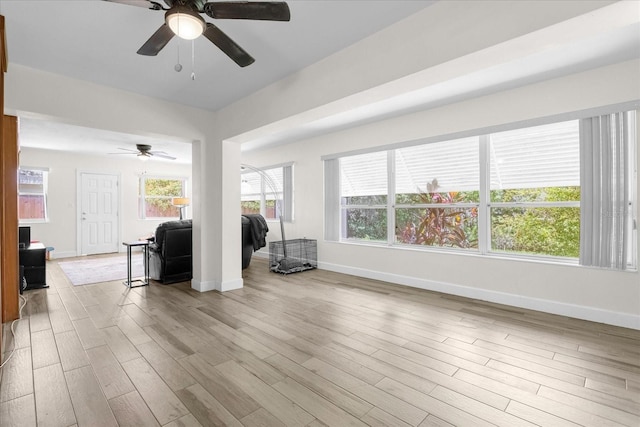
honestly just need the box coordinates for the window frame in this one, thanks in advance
[324,104,638,269]
[139,175,188,220]
[18,167,49,224]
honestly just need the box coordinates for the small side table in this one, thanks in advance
[122,241,150,288]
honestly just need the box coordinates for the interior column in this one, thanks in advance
[191,138,243,292]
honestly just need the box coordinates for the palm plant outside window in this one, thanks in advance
[395,137,480,249]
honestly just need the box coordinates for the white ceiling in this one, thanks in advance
[2,0,432,162]
[3,1,640,163]
[2,0,432,111]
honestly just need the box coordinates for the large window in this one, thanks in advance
[139,176,187,219]
[325,111,637,268]
[19,168,49,222]
[241,164,293,221]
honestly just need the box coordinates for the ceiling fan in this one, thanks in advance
[110,144,177,161]
[104,0,291,67]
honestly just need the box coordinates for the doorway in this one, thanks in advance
[79,172,119,255]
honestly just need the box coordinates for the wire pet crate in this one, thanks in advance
[269,238,317,274]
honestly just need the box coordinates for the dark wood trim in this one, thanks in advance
[0,15,6,72]
[1,115,19,324]
[0,14,6,355]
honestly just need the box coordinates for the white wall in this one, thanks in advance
[242,60,640,330]
[19,147,192,259]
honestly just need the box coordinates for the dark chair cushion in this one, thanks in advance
[242,216,253,269]
[150,219,192,284]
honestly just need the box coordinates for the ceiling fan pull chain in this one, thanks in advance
[191,40,196,81]
[175,41,183,72]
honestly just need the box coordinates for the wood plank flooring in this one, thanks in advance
[1,255,639,426]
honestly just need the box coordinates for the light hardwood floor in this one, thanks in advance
[1,255,639,426]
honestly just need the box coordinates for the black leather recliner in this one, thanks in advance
[149,219,192,284]
[149,216,265,283]
[242,216,253,269]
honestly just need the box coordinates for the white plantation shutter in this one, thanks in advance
[340,151,387,198]
[264,167,284,201]
[490,120,580,190]
[240,171,261,201]
[340,122,580,198]
[396,137,479,194]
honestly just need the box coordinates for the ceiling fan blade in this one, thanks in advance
[150,151,177,160]
[103,0,164,10]
[137,24,175,56]
[203,2,290,21]
[202,23,255,67]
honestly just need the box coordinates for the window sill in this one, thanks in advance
[19,219,48,224]
[332,239,637,272]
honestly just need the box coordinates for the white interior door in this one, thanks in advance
[80,173,119,255]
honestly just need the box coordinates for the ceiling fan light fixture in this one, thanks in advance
[137,152,151,162]
[166,7,205,40]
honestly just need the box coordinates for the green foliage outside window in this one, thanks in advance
[345,208,387,241]
[142,178,183,217]
[241,200,277,218]
[491,186,580,203]
[241,200,261,215]
[347,178,580,258]
[342,195,387,241]
[395,179,478,248]
[491,187,580,257]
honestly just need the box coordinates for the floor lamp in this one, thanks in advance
[172,197,190,220]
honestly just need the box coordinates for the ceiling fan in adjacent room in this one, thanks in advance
[110,144,177,161]
[104,0,291,67]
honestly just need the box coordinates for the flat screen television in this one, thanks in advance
[19,226,31,249]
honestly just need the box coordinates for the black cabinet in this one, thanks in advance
[19,242,48,290]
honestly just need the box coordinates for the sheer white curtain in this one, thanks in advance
[579,112,631,270]
[324,158,340,241]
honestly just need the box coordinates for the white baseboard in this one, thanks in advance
[191,278,243,293]
[319,261,640,330]
[50,251,77,259]
[220,278,243,292]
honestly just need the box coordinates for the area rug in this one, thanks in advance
[58,254,145,286]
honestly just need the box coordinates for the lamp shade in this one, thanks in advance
[172,197,190,207]
[166,8,205,40]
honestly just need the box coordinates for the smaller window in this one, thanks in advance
[241,164,293,221]
[139,176,187,219]
[19,168,49,222]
